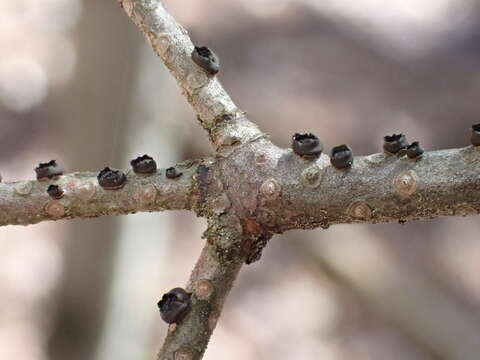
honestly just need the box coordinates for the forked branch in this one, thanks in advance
[1,1,480,360]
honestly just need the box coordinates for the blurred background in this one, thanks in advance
[1,0,480,359]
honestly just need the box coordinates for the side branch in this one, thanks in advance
[283,146,480,229]
[117,0,265,150]
[0,160,203,226]
[220,140,480,233]
[157,214,246,360]
[118,0,238,133]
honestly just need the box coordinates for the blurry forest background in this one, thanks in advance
[1,1,480,359]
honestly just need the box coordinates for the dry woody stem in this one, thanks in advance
[118,0,236,130]
[0,1,479,360]
[0,161,202,226]
[158,219,245,360]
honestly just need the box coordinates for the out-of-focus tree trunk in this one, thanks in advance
[94,42,188,360]
[48,1,141,359]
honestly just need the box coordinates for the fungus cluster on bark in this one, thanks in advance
[2,1,480,359]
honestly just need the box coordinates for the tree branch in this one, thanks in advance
[117,0,236,128]
[116,0,263,148]
[157,214,245,360]
[221,139,480,234]
[0,160,203,226]
[115,0,480,237]
[3,0,471,359]
[108,4,480,357]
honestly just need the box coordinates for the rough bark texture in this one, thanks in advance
[0,160,203,226]
[117,0,239,133]
[158,215,246,360]
[1,1,479,360]
[219,140,480,233]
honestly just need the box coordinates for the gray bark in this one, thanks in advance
[0,162,201,226]
[1,1,479,359]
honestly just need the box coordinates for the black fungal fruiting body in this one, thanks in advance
[291,133,323,158]
[166,167,182,179]
[35,160,63,180]
[47,184,64,199]
[97,167,127,190]
[192,46,219,75]
[330,144,353,169]
[406,141,424,159]
[158,288,192,324]
[383,133,408,154]
[130,154,157,174]
[471,124,480,146]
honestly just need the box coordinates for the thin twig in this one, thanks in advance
[2,1,480,359]
[117,0,238,132]
[157,215,246,360]
[0,160,203,226]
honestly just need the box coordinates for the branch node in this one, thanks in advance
[454,203,477,216]
[194,280,215,301]
[301,164,322,188]
[347,201,372,220]
[45,200,66,218]
[394,170,418,197]
[259,178,281,201]
[14,181,33,195]
[174,347,193,360]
